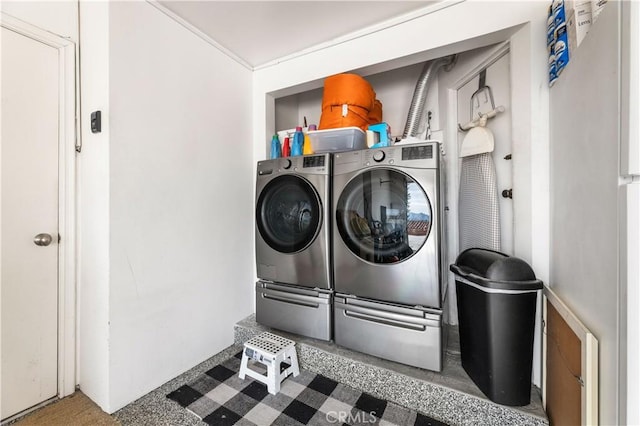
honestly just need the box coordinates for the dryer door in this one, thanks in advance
[256,174,322,254]
[335,168,432,264]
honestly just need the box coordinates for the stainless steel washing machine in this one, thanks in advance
[332,142,447,370]
[255,154,332,340]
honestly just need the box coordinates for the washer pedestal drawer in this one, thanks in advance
[255,281,332,341]
[334,294,443,372]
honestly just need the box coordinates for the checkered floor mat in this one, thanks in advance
[167,351,448,426]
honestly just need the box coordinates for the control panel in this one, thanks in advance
[303,155,326,168]
[401,144,433,160]
[257,153,330,177]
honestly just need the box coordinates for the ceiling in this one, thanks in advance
[158,1,435,69]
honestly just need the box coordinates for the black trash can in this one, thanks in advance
[450,248,543,406]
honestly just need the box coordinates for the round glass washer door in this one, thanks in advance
[256,174,322,254]
[336,168,432,264]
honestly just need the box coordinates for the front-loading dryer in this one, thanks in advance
[332,142,447,370]
[255,154,332,340]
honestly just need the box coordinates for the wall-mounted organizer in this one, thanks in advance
[547,0,606,87]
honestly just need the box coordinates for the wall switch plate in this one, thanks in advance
[91,111,101,133]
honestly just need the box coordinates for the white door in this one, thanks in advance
[1,26,60,420]
[456,53,514,254]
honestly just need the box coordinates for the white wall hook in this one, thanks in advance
[458,105,505,131]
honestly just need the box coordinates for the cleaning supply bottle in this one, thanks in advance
[282,137,291,157]
[303,124,316,155]
[291,126,304,156]
[270,134,281,159]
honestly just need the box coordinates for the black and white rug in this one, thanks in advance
[167,351,448,426]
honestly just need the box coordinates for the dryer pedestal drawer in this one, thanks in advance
[334,295,443,372]
[256,281,332,341]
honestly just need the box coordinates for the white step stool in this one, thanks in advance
[238,332,300,395]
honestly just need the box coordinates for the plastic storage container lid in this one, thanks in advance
[307,127,366,153]
[450,248,543,291]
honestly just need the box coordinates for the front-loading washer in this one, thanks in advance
[332,142,447,370]
[254,154,332,340]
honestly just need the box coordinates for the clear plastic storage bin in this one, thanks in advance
[307,127,366,153]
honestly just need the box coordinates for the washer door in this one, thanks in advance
[256,174,322,254]
[336,168,432,264]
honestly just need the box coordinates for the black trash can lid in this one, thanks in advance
[449,248,543,291]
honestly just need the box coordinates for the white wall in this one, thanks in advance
[104,2,254,411]
[78,0,112,410]
[549,4,620,425]
[1,1,78,41]
[366,64,436,140]
[78,1,254,412]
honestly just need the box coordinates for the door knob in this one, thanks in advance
[33,233,53,246]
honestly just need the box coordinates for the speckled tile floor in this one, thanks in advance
[234,315,548,426]
[113,345,243,426]
[113,315,548,426]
